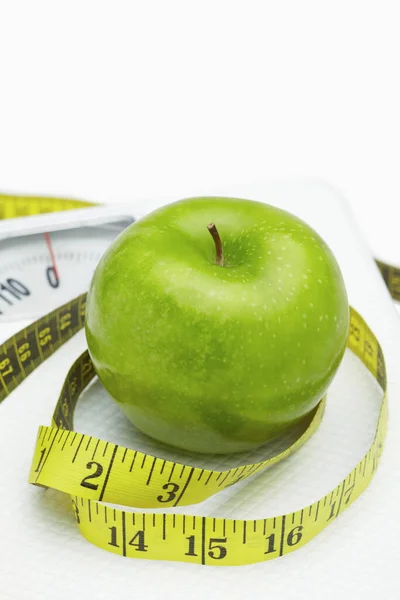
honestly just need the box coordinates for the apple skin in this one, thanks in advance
[85,197,349,454]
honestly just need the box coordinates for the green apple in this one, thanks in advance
[85,197,349,454]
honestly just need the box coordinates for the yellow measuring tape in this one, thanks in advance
[0,193,93,218]
[0,193,395,567]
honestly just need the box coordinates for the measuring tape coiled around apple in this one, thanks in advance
[0,193,393,567]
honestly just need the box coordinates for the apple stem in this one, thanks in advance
[207,223,224,266]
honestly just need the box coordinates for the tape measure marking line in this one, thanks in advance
[33,428,59,484]
[145,456,157,485]
[99,445,119,502]
[174,466,195,506]
[72,434,85,463]
[61,431,71,451]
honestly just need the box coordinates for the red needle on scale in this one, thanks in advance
[44,232,59,282]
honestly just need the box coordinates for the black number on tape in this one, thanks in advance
[287,526,303,546]
[157,482,180,503]
[208,538,227,560]
[34,448,46,473]
[108,526,119,547]
[185,535,198,557]
[129,530,148,552]
[80,461,104,490]
[264,533,277,554]
[344,484,355,505]
[108,528,148,552]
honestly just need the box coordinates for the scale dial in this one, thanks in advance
[0,222,131,322]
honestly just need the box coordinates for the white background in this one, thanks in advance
[1,1,400,264]
[2,183,400,600]
[1,4,400,597]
